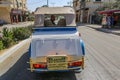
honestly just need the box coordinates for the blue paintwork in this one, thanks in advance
[80,40,85,55]
[28,44,31,57]
[33,67,81,72]
[33,27,76,32]
[29,27,85,72]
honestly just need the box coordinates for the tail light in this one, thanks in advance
[33,64,46,69]
[68,61,82,67]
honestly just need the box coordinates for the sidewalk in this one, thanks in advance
[0,39,30,75]
[80,24,120,36]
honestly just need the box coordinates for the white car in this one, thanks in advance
[28,7,85,73]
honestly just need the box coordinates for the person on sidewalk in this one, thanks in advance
[111,15,114,28]
[106,15,113,28]
[101,15,107,28]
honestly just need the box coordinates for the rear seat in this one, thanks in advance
[57,19,66,26]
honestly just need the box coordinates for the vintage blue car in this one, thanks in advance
[28,7,85,73]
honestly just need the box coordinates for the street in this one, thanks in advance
[0,25,120,80]
[77,25,120,80]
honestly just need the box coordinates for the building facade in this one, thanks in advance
[73,0,80,22]
[73,0,115,23]
[0,0,27,23]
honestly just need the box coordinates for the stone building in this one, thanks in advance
[73,0,115,23]
[0,0,27,23]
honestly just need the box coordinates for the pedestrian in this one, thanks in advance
[106,15,112,28]
[101,15,107,28]
[111,15,114,28]
[50,15,56,25]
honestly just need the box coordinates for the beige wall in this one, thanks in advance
[9,0,26,10]
[0,7,11,23]
[86,0,115,14]
[0,0,27,23]
[73,0,116,22]
[0,0,12,23]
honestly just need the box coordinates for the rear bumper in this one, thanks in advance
[28,56,85,72]
[28,67,82,73]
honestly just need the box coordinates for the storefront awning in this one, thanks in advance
[98,10,120,14]
[114,11,120,13]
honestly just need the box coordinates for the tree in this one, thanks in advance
[95,1,117,12]
[112,0,120,9]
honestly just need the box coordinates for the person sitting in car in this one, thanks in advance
[44,15,56,27]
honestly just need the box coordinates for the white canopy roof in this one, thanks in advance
[35,7,75,14]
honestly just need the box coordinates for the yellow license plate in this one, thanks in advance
[47,56,68,70]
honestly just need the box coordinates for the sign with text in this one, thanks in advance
[47,56,68,70]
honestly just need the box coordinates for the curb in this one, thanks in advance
[0,39,30,63]
[0,38,30,76]
[86,25,120,36]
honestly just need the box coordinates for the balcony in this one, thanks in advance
[0,1,12,7]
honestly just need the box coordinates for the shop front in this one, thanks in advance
[98,10,120,28]
[10,9,26,23]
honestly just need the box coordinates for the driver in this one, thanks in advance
[50,15,56,25]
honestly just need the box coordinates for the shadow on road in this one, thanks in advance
[0,52,35,80]
[35,71,77,80]
[0,52,78,80]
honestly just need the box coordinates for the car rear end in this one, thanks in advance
[28,27,85,72]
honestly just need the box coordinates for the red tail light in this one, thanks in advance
[68,61,82,67]
[33,64,46,69]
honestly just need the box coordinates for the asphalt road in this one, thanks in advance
[0,25,120,80]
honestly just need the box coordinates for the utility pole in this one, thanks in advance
[67,1,72,7]
[47,0,49,7]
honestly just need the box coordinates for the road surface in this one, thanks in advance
[0,25,120,80]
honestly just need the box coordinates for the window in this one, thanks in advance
[44,15,66,27]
